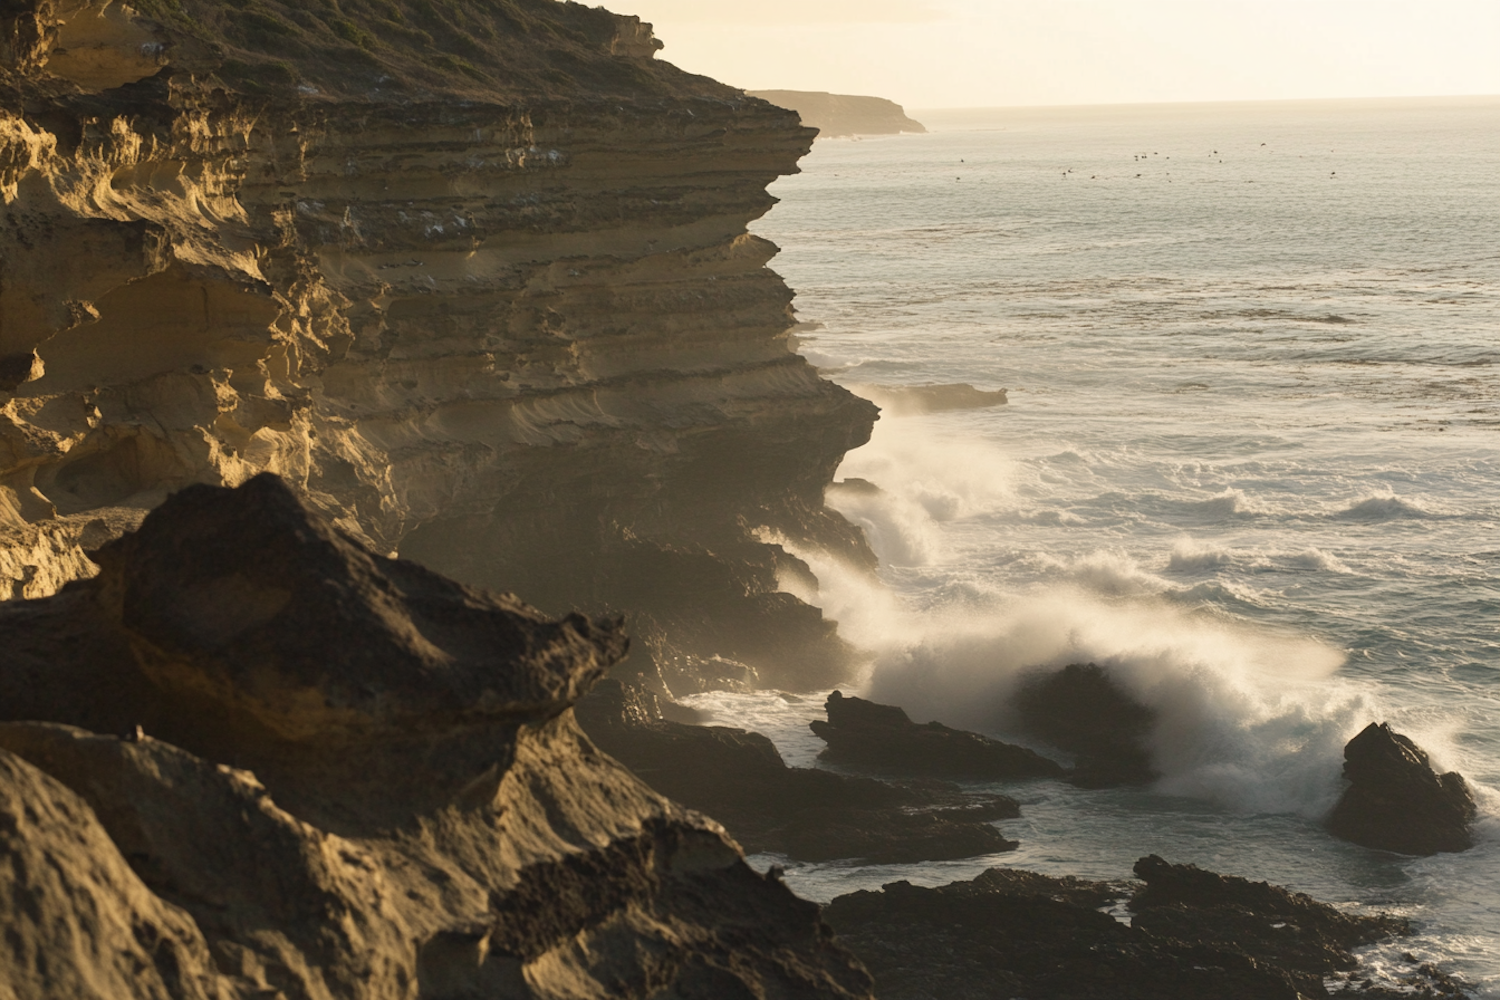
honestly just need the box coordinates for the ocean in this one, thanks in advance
[698,96,1500,993]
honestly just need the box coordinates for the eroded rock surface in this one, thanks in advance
[809,690,1064,781]
[578,680,1021,864]
[824,857,1433,1000]
[0,475,874,999]
[1326,722,1477,856]
[0,0,876,690]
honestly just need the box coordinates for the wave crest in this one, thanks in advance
[1335,494,1435,520]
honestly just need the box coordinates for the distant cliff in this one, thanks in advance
[0,0,877,692]
[747,90,926,138]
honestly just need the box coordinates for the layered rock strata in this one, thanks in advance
[1327,722,1477,856]
[578,679,1021,864]
[823,856,1446,1000]
[810,690,1065,781]
[0,473,874,999]
[0,0,876,689]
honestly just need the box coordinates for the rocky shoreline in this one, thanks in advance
[0,0,1482,996]
[3,474,1475,997]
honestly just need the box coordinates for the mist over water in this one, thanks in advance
[723,97,1500,992]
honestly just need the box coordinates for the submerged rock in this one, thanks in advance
[809,690,1065,781]
[0,475,873,999]
[1012,662,1159,787]
[578,680,1022,864]
[1327,722,1477,856]
[824,857,1430,1000]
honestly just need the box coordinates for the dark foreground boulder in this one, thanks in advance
[809,690,1065,781]
[1130,855,1407,978]
[1327,722,1477,855]
[1012,662,1159,787]
[0,475,873,1000]
[578,680,1022,863]
[825,857,1460,1000]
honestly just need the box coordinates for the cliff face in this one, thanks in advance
[0,474,874,999]
[743,91,926,138]
[0,0,876,689]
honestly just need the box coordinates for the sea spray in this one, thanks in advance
[749,97,1500,994]
[795,545,1367,817]
[794,404,1386,817]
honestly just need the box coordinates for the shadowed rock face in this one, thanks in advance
[0,0,876,692]
[1011,662,1159,787]
[824,856,1421,1000]
[809,690,1065,781]
[0,475,874,999]
[1327,722,1477,856]
[578,680,1021,864]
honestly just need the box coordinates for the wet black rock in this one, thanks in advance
[1326,722,1477,855]
[577,680,1022,863]
[809,690,1065,780]
[824,857,1435,1000]
[1012,662,1158,787]
[1131,855,1408,977]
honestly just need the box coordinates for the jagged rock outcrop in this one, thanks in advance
[1326,722,1477,856]
[809,690,1065,781]
[0,0,877,689]
[744,90,926,138]
[823,857,1443,1000]
[1012,662,1159,787]
[578,679,1021,864]
[1129,855,1409,978]
[0,474,874,999]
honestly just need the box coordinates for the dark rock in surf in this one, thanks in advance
[577,680,1022,864]
[824,857,1426,1000]
[809,690,1065,780]
[1326,722,1477,855]
[1131,854,1408,977]
[1012,662,1158,787]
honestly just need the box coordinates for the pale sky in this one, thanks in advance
[615,0,1500,109]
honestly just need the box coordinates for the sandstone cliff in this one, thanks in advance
[0,0,877,690]
[743,91,926,138]
[0,473,875,999]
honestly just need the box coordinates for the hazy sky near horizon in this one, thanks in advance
[616,1,1500,109]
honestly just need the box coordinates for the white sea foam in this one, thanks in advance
[825,483,944,566]
[1182,488,1268,519]
[823,415,1017,566]
[1167,537,1236,572]
[1033,549,1170,597]
[832,416,1016,520]
[1281,547,1353,574]
[1334,494,1435,520]
[786,538,1365,819]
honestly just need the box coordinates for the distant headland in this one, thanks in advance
[748,90,927,137]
